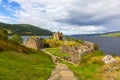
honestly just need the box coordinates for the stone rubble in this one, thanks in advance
[102,55,116,64]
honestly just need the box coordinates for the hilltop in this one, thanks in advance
[101,31,120,37]
[70,31,120,37]
[0,22,53,36]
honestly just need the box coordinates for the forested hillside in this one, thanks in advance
[0,22,52,36]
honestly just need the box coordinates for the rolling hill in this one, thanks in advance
[0,22,53,36]
[101,31,120,37]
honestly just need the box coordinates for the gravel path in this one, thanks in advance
[41,49,78,80]
[48,63,77,80]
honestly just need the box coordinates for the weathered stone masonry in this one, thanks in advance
[24,36,44,50]
[61,41,94,64]
[53,32,63,40]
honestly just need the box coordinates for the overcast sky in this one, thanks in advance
[0,0,120,35]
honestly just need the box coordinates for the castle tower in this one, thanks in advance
[53,32,63,40]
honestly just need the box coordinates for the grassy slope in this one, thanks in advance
[68,50,105,80]
[46,48,69,57]
[101,32,120,37]
[0,39,33,53]
[0,39,55,80]
[0,51,55,80]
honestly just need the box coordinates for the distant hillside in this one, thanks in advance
[101,31,120,37]
[0,22,53,36]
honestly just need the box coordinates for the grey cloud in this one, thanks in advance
[55,0,120,31]
[2,0,120,34]
[56,13,120,26]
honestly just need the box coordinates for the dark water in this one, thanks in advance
[21,36,120,56]
[21,36,51,42]
[70,35,120,56]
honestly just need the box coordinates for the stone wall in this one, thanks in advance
[61,41,94,64]
[53,32,63,40]
[24,36,44,50]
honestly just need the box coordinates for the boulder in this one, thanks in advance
[102,55,116,64]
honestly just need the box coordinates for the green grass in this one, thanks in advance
[102,32,120,37]
[0,50,55,80]
[68,63,101,80]
[67,50,105,80]
[46,48,69,57]
[0,39,34,53]
[0,36,55,80]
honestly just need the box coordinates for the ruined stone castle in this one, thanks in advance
[24,36,44,50]
[53,32,63,40]
[61,41,94,64]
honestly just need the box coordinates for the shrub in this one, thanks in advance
[9,34,23,44]
[65,36,71,41]
[43,39,64,47]
[0,28,8,40]
[64,41,80,46]
[94,43,99,50]
[75,39,83,43]
[44,43,50,48]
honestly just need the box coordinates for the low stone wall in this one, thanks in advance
[61,41,94,64]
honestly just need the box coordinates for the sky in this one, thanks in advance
[0,0,120,35]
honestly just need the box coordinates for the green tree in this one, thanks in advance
[65,36,77,41]
[65,36,71,41]
[10,34,23,44]
[75,39,83,43]
[94,43,99,50]
[0,28,8,40]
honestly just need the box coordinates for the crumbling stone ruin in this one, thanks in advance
[61,41,94,64]
[24,36,44,50]
[53,32,63,40]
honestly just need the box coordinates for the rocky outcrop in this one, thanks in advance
[62,41,94,64]
[102,55,116,64]
[24,36,44,50]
